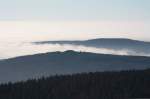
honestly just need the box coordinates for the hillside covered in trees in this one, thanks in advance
[0,69,150,99]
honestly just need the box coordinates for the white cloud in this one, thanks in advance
[0,42,149,59]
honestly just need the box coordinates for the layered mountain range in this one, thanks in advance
[34,38,150,55]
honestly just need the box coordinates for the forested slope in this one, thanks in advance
[0,69,150,99]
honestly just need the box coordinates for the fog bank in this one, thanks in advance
[0,42,149,59]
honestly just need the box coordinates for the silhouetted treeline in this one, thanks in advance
[0,69,150,99]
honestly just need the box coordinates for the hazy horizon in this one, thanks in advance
[0,0,150,59]
[0,0,149,42]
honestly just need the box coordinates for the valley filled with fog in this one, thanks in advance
[0,40,150,59]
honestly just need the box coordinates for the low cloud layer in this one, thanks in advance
[0,42,150,59]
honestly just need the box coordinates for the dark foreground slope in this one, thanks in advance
[0,50,150,82]
[0,69,150,99]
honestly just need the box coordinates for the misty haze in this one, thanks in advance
[0,0,150,98]
[1,38,150,60]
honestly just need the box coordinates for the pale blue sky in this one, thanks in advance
[0,0,149,21]
[0,0,149,41]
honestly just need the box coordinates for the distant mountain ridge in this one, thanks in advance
[34,38,150,54]
[0,50,150,82]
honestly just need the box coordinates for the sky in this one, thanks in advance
[0,0,150,42]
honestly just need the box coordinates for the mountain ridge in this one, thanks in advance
[34,38,150,44]
[0,50,150,83]
[33,38,150,55]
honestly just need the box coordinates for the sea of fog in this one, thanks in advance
[0,41,150,59]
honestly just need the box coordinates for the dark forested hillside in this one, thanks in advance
[0,69,150,99]
[0,50,150,82]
